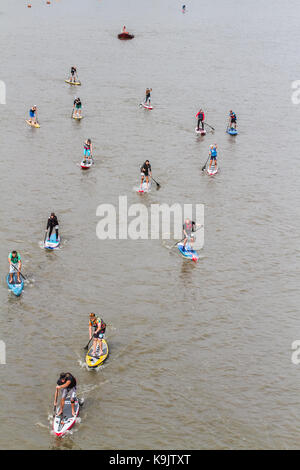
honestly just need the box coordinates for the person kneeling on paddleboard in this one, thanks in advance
[196,108,205,131]
[122,25,129,35]
[83,139,93,163]
[208,144,218,171]
[182,219,197,251]
[89,313,106,358]
[55,372,77,417]
[140,160,152,190]
[29,105,37,125]
[73,97,82,118]
[45,212,59,242]
[69,66,78,83]
[8,251,22,284]
[145,88,152,105]
[228,110,237,130]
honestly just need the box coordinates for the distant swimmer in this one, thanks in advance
[228,110,237,130]
[196,108,205,131]
[8,250,22,284]
[89,313,106,358]
[140,160,152,191]
[54,372,77,417]
[28,105,38,125]
[208,144,218,171]
[145,88,152,105]
[83,139,93,163]
[73,97,82,118]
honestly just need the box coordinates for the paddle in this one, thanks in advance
[168,224,203,249]
[84,337,93,351]
[201,155,210,171]
[53,389,58,417]
[11,263,27,281]
[204,122,215,131]
[44,229,48,244]
[151,176,161,190]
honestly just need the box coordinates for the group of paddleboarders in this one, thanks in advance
[53,313,106,417]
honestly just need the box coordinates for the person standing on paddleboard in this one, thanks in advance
[182,219,197,251]
[145,88,152,105]
[196,108,205,131]
[89,313,106,358]
[228,110,237,130]
[55,372,77,417]
[83,139,93,163]
[73,97,82,118]
[29,105,37,125]
[208,144,218,171]
[69,66,78,83]
[45,212,59,242]
[140,160,152,190]
[8,251,22,283]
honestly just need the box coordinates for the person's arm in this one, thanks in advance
[89,324,93,339]
[8,254,11,265]
[56,379,71,391]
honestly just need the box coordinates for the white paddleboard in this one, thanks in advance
[53,399,80,437]
[195,127,206,135]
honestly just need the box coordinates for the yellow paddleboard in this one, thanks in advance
[72,115,83,120]
[86,339,109,368]
[65,80,81,86]
[26,120,40,128]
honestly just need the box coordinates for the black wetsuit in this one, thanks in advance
[47,215,59,240]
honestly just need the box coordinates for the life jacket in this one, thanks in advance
[91,317,106,334]
[84,141,91,150]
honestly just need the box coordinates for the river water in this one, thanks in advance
[0,0,300,450]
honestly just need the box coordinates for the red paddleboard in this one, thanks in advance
[141,103,153,110]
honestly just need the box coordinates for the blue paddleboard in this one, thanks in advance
[226,127,238,135]
[177,243,199,262]
[7,273,24,296]
[44,233,60,250]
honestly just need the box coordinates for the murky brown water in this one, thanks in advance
[0,0,300,450]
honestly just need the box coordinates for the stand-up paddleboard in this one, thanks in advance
[177,243,199,262]
[118,33,134,40]
[195,127,206,135]
[227,127,238,135]
[137,181,151,193]
[53,398,80,437]
[206,163,218,176]
[26,120,40,128]
[44,233,60,250]
[65,80,81,86]
[85,339,109,369]
[72,115,83,120]
[6,273,24,296]
[141,102,153,110]
[80,158,93,170]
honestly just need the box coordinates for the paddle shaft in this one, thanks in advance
[151,176,160,188]
[201,155,210,171]
[204,122,215,131]
[10,263,26,281]
[84,337,93,351]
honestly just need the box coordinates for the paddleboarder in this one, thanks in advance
[8,251,22,283]
[45,212,59,242]
[228,110,237,130]
[54,372,77,417]
[28,105,37,125]
[145,88,152,105]
[196,108,205,131]
[69,66,78,83]
[121,25,129,35]
[140,160,152,190]
[83,139,93,163]
[182,219,197,251]
[73,97,82,118]
[89,313,106,358]
[208,144,218,171]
